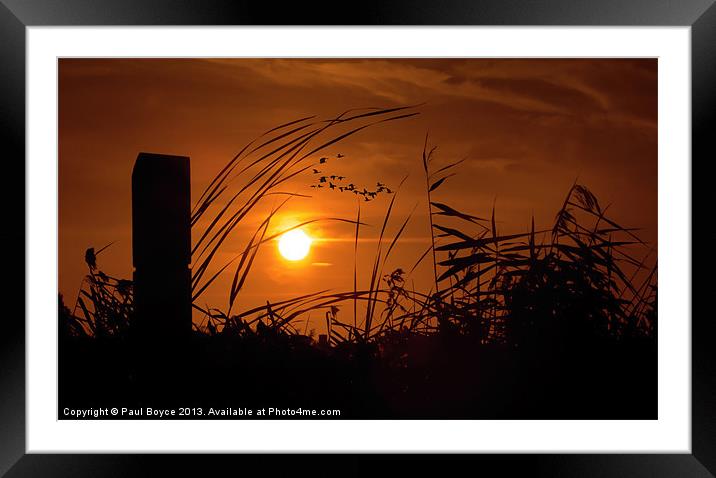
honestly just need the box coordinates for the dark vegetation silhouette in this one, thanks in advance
[59,106,657,419]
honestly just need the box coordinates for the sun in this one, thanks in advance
[277,229,312,261]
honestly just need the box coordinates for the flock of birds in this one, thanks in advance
[309,154,393,202]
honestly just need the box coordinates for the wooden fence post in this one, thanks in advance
[132,152,191,341]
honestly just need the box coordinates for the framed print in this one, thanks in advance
[3,0,715,474]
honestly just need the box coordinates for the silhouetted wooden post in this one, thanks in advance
[132,153,191,341]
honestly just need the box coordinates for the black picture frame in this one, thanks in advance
[2,0,713,475]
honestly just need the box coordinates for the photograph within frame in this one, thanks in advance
[23,29,692,456]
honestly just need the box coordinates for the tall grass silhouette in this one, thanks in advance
[64,105,656,349]
[60,106,657,419]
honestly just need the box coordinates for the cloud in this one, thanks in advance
[203,59,576,115]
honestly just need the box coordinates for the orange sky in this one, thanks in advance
[59,58,657,331]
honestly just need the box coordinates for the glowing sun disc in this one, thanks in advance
[278,229,312,261]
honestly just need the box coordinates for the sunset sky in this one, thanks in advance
[59,58,657,330]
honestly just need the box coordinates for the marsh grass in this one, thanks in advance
[65,106,656,349]
[60,107,657,419]
[64,243,132,338]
